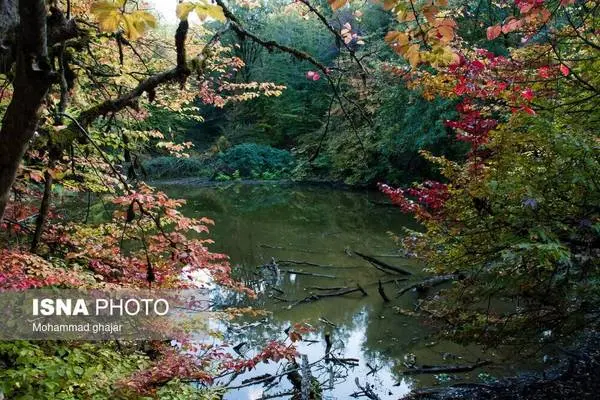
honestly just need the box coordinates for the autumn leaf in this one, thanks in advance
[560,64,570,76]
[383,0,397,11]
[195,3,226,22]
[177,1,226,22]
[385,31,410,56]
[422,5,438,24]
[176,2,196,20]
[486,25,502,40]
[289,331,302,342]
[501,18,521,34]
[28,169,45,183]
[406,44,421,67]
[91,0,156,40]
[328,0,348,11]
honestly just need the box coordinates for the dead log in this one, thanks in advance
[307,286,348,291]
[378,280,390,302]
[355,378,382,400]
[287,284,367,308]
[281,269,337,279]
[367,363,380,376]
[354,251,412,275]
[278,259,362,269]
[397,275,458,297]
[403,360,491,375]
[233,342,247,356]
[318,317,337,328]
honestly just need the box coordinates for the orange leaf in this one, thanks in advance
[383,0,397,11]
[328,0,348,10]
[501,18,521,34]
[486,25,501,40]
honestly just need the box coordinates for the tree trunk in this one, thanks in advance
[0,0,52,225]
[30,169,53,252]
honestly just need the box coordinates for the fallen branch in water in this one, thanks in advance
[259,244,324,254]
[241,373,275,385]
[378,280,390,302]
[403,360,491,375]
[366,278,409,287]
[277,259,362,269]
[397,275,458,297]
[331,356,359,366]
[307,286,348,291]
[267,284,284,294]
[287,284,367,308]
[227,356,327,390]
[281,269,337,279]
[319,317,337,328]
[355,378,382,400]
[367,363,380,376]
[278,259,334,267]
[354,251,412,275]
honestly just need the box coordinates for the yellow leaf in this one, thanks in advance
[176,2,196,20]
[384,30,408,45]
[328,0,348,11]
[121,14,141,40]
[129,10,157,37]
[91,1,122,32]
[195,3,226,22]
[131,10,157,29]
[385,31,410,56]
[406,44,421,67]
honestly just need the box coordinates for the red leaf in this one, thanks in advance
[521,88,534,101]
[560,64,570,76]
[537,66,551,79]
[522,105,536,115]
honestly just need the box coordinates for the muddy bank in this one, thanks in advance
[403,333,600,400]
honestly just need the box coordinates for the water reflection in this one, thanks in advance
[159,182,498,399]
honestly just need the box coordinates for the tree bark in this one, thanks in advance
[30,169,53,252]
[0,0,52,225]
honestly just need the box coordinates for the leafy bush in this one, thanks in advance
[216,143,295,178]
[142,156,207,179]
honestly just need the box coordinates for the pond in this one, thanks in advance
[158,181,520,399]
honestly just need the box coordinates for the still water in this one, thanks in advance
[160,182,510,399]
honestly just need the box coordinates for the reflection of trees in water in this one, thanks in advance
[215,283,430,373]
[165,183,416,233]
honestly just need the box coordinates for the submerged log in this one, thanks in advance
[378,280,390,302]
[281,269,337,279]
[397,274,458,297]
[308,286,349,291]
[319,317,337,328]
[288,284,367,308]
[403,360,491,375]
[354,251,412,275]
[278,259,360,269]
